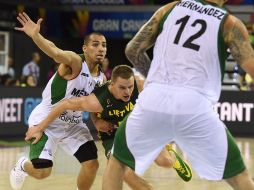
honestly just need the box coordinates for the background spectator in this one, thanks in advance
[4,77,19,87]
[26,75,36,87]
[7,56,15,77]
[102,57,112,80]
[47,62,58,81]
[22,52,40,86]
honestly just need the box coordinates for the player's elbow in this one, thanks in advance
[63,99,77,111]
[53,50,72,65]
[125,43,135,61]
[52,50,62,63]
[240,59,254,78]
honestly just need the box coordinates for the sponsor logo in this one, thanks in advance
[71,88,89,97]
[81,72,89,77]
[59,111,81,124]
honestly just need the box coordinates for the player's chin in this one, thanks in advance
[95,59,103,66]
[122,96,130,102]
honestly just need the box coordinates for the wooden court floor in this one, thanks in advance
[1,137,254,190]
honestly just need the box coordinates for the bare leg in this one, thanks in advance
[122,147,174,189]
[77,159,99,190]
[226,169,254,190]
[154,147,174,168]
[102,156,126,190]
[24,161,52,179]
[123,167,153,190]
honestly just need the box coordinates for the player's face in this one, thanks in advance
[83,34,107,65]
[112,76,134,102]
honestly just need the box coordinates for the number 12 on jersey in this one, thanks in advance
[173,15,207,51]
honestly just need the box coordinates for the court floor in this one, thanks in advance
[1,137,254,190]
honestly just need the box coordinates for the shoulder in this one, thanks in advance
[93,82,111,105]
[93,82,109,95]
[223,14,249,43]
[155,1,179,18]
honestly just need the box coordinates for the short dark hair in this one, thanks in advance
[111,65,134,82]
[32,52,39,59]
[83,32,105,45]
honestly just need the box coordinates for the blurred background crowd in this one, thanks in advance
[0,0,253,90]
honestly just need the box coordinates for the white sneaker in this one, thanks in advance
[10,156,28,190]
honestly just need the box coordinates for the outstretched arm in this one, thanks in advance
[15,12,81,75]
[25,94,103,144]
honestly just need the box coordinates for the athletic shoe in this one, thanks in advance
[10,156,28,190]
[166,144,192,182]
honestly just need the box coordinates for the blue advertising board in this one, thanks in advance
[2,88,254,140]
[59,0,153,5]
[86,12,152,38]
[227,0,253,5]
[0,87,96,140]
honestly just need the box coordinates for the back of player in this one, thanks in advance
[113,0,246,182]
[146,0,227,103]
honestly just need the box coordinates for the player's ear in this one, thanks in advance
[82,44,87,53]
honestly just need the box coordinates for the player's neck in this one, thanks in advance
[87,61,100,77]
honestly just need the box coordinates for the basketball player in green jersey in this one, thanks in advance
[103,0,254,189]
[25,65,192,189]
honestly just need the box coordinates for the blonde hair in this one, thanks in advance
[111,65,134,82]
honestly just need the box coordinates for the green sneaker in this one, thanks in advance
[166,144,192,182]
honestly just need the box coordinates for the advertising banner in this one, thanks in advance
[1,88,254,140]
[58,0,153,5]
[227,0,253,5]
[86,12,152,38]
[0,87,42,140]
[215,91,254,136]
[0,87,96,140]
[58,11,153,38]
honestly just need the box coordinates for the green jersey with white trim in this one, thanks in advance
[93,81,139,141]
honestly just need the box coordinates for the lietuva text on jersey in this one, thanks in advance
[176,0,225,20]
[108,102,135,118]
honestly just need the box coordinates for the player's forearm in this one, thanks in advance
[31,33,72,66]
[38,101,69,131]
[31,33,59,59]
[125,12,161,77]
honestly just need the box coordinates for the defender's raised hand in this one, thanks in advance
[15,12,43,38]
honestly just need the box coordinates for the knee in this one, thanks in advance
[83,160,99,173]
[123,168,133,178]
[123,168,138,181]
